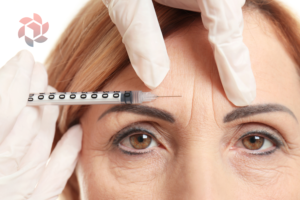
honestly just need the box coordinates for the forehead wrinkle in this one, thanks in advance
[161,35,197,130]
[183,73,196,129]
[210,65,223,131]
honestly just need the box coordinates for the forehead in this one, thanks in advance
[100,12,300,126]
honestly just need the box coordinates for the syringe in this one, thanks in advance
[26,91,181,106]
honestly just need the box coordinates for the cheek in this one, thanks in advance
[228,150,299,193]
[107,149,168,183]
[77,148,169,199]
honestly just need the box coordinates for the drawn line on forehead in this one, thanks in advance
[223,104,297,123]
[98,104,175,123]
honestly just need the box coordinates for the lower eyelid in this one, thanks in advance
[234,146,278,156]
[118,143,156,156]
[249,148,278,155]
[119,147,153,155]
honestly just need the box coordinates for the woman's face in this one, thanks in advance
[78,12,300,200]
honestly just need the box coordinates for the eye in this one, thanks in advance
[116,127,159,155]
[242,135,272,150]
[234,131,282,155]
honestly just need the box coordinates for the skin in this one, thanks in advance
[77,11,300,200]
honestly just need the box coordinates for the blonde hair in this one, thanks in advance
[45,0,300,199]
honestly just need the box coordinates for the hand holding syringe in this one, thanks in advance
[0,50,83,199]
[0,51,182,200]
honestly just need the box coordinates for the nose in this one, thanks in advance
[165,142,236,200]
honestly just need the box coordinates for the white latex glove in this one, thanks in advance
[0,50,82,200]
[102,0,256,106]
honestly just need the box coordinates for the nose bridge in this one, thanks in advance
[164,76,235,199]
[166,133,235,200]
[184,145,233,200]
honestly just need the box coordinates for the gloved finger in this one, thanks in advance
[0,63,48,176]
[29,62,48,93]
[29,125,82,200]
[20,85,59,168]
[155,0,199,12]
[0,50,35,144]
[156,0,256,106]
[0,161,47,198]
[103,0,170,89]
[0,107,40,176]
[0,50,35,93]
[197,0,256,106]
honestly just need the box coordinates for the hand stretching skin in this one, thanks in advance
[0,50,82,200]
[102,0,256,106]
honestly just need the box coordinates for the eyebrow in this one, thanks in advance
[223,104,297,123]
[98,104,175,123]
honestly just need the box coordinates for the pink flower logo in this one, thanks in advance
[18,13,49,47]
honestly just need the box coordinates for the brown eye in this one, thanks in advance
[242,135,265,150]
[130,134,151,149]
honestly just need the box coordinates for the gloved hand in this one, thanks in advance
[102,0,256,106]
[0,50,82,200]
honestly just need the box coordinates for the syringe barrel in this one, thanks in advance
[26,91,144,106]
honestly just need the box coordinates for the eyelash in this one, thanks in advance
[113,126,284,156]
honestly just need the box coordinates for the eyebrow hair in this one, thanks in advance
[223,104,297,123]
[98,104,175,123]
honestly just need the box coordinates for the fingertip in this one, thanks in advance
[45,85,58,93]
[29,62,48,93]
[4,50,35,72]
[142,69,169,90]
[228,89,256,106]
[36,62,48,86]
[16,49,33,57]
[35,62,46,74]
[144,83,156,90]
[16,50,35,64]
[61,124,83,150]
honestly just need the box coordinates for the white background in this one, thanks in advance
[0,0,89,68]
[0,0,299,68]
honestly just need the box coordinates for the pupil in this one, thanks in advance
[137,135,144,143]
[249,136,257,143]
